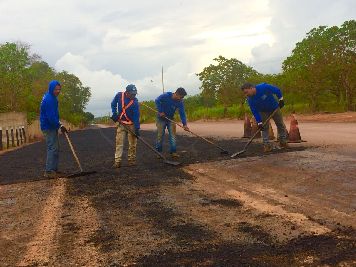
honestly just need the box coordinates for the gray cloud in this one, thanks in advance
[1,0,355,115]
[249,0,356,74]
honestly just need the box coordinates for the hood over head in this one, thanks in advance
[48,80,61,95]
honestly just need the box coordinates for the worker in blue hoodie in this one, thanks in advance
[155,87,189,158]
[241,82,288,152]
[40,80,68,178]
[111,84,140,168]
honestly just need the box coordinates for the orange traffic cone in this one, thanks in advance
[243,114,252,138]
[269,123,275,140]
[251,117,261,138]
[288,114,302,143]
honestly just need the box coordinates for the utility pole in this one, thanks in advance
[161,65,165,93]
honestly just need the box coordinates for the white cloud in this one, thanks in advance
[1,0,355,115]
[55,52,200,116]
[249,0,356,74]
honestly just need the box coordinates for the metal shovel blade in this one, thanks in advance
[66,171,97,178]
[164,160,181,166]
[230,150,246,158]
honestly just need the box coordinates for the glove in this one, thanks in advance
[60,125,68,134]
[257,122,263,130]
[134,128,140,137]
[111,114,118,122]
[279,99,285,109]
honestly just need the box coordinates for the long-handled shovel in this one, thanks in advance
[119,122,180,166]
[64,132,97,178]
[231,108,279,158]
[140,102,229,155]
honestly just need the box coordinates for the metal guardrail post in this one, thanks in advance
[0,127,3,151]
[19,126,23,144]
[6,127,10,148]
[11,127,15,147]
[16,127,19,146]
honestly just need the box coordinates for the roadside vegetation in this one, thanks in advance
[0,42,94,126]
[136,20,356,123]
[1,20,354,125]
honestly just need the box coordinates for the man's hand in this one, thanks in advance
[257,122,263,130]
[134,128,140,137]
[111,114,118,122]
[279,99,285,109]
[60,125,68,134]
[159,112,166,118]
[183,125,190,131]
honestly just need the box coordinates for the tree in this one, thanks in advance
[55,71,91,125]
[0,42,32,112]
[332,20,356,110]
[196,56,260,115]
[83,112,95,123]
[27,61,56,120]
[0,41,92,126]
[282,20,356,111]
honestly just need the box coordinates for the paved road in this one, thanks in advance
[1,125,355,266]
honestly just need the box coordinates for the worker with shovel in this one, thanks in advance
[40,80,68,178]
[111,84,140,168]
[155,87,189,158]
[241,82,288,152]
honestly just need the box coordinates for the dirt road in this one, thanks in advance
[142,119,356,146]
[0,122,355,266]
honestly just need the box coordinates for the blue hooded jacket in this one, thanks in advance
[247,83,283,123]
[40,80,61,131]
[111,92,140,129]
[155,92,187,126]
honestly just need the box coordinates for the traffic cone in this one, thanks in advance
[268,123,275,140]
[288,114,302,143]
[251,117,261,138]
[243,114,252,138]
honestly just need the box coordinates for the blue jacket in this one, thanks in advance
[111,92,140,129]
[155,92,187,126]
[40,80,61,131]
[247,83,283,123]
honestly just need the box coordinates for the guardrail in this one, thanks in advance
[0,126,26,151]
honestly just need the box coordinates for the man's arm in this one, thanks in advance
[155,93,166,117]
[111,93,120,120]
[155,94,165,113]
[178,101,187,127]
[133,100,140,130]
[44,99,60,129]
[265,84,283,100]
[265,84,285,108]
[248,99,262,124]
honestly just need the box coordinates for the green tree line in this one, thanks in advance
[0,42,94,126]
[136,20,356,124]
[196,20,356,117]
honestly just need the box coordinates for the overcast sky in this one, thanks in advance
[1,0,355,116]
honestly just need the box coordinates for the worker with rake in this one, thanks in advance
[111,84,140,168]
[241,82,288,152]
[40,80,68,178]
[155,87,190,158]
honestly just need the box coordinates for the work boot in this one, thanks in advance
[112,162,121,168]
[263,143,273,153]
[44,171,58,179]
[279,140,289,149]
[171,152,179,158]
[128,160,136,166]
